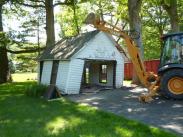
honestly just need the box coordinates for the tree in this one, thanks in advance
[143,1,169,36]
[57,2,88,37]
[0,1,45,83]
[18,0,74,47]
[90,0,115,21]
[0,0,73,83]
[128,0,143,56]
[128,0,143,84]
[161,0,179,32]
[20,6,45,55]
[142,1,169,60]
[0,1,11,83]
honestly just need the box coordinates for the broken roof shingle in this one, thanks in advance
[38,30,100,61]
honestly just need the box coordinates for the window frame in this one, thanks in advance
[85,67,90,84]
[99,64,108,84]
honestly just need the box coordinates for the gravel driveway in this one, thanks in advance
[66,86,183,136]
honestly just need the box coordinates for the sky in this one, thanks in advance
[4,5,63,44]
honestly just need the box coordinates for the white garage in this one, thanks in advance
[38,30,124,94]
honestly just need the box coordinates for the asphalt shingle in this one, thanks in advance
[38,30,99,61]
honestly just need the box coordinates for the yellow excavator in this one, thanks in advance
[84,13,183,102]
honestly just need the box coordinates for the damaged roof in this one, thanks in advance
[38,30,100,61]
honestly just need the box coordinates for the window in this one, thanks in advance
[160,35,183,67]
[99,64,107,83]
[85,67,90,84]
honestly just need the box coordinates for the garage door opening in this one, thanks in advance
[81,60,116,93]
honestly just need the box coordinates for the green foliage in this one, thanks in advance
[9,59,16,73]
[25,83,47,97]
[141,1,170,59]
[0,32,11,47]
[57,0,120,37]
[115,0,128,22]
[89,0,115,17]
[2,4,45,73]
[2,0,183,66]
[142,27,162,59]
[9,43,40,73]
[56,0,167,59]
[13,53,38,72]
[57,3,88,37]
[19,7,46,43]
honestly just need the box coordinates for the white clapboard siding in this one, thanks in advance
[115,55,124,88]
[73,32,124,88]
[38,31,124,94]
[116,62,124,88]
[106,63,114,86]
[56,61,70,93]
[65,59,84,94]
[73,32,123,61]
[41,61,53,85]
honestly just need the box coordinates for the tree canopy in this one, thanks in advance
[0,0,182,83]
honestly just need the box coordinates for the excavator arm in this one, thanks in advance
[85,13,160,102]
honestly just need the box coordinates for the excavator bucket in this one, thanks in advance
[84,12,100,25]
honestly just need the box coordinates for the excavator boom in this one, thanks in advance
[85,13,160,102]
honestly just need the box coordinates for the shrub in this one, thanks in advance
[25,83,47,97]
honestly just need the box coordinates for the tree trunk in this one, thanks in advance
[128,0,143,84]
[45,0,55,47]
[73,3,80,35]
[162,0,179,32]
[0,4,9,84]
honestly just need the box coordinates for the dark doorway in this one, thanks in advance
[81,60,117,93]
[50,61,59,85]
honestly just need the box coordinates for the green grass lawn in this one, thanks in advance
[0,82,179,137]
[12,73,37,82]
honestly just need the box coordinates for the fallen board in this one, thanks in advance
[43,85,61,100]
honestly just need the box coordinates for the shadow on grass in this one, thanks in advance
[0,82,179,137]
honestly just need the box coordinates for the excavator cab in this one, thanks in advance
[158,33,183,99]
[160,33,183,67]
